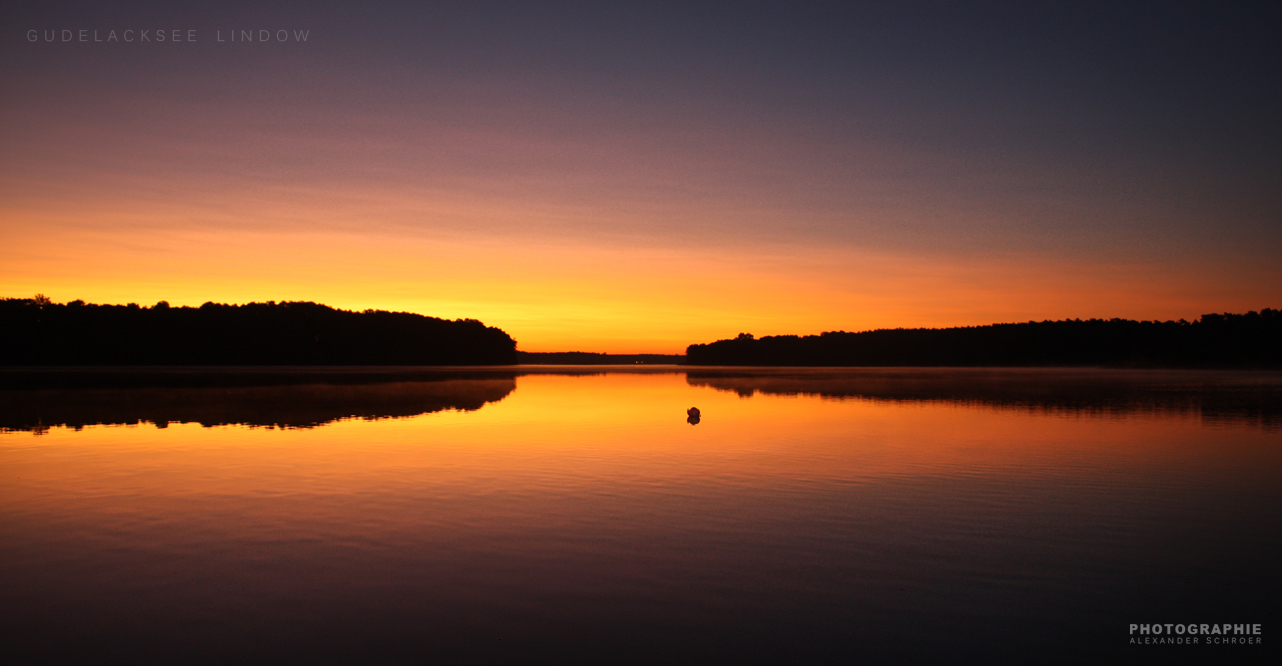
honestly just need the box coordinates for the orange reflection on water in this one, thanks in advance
[5,372,1278,526]
[4,370,1282,665]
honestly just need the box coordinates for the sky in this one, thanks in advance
[2,1,1279,353]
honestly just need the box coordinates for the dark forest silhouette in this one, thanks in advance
[7,296,1281,369]
[1,297,517,365]
[686,310,1282,368]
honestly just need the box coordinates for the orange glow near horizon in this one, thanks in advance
[4,74,1279,354]
[3,218,1276,353]
[4,78,1279,354]
[2,5,1279,355]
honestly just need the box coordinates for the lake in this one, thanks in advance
[2,367,1278,663]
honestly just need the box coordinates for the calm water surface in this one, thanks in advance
[2,368,1279,663]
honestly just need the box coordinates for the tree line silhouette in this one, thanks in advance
[686,310,1282,368]
[7,296,1279,368]
[1,297,517,365]
[517,351,685,364]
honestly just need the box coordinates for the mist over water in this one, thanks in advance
[3,369,1278,663]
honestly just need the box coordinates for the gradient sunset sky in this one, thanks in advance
[3,1,1279,352]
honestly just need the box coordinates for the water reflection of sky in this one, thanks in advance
[3,367,1279,432]
[2,370,1279,663]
